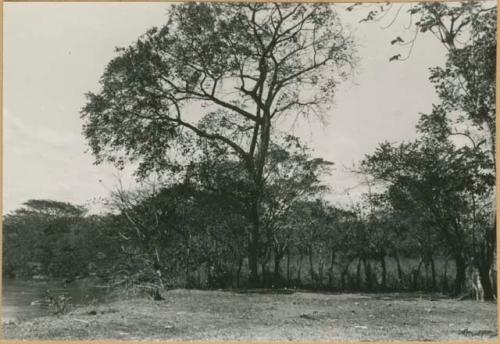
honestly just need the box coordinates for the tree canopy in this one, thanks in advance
[81,3,355,180]
[81,2,356,285]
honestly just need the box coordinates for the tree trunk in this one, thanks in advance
[430,258,436,291]
[229,265,235,289]
[297,254,303,286]
[454,254,466,296]
[442,259,449,293]
[207,261,213,288]
[248,201,260,287]
[185,245,191,288]
[412,259,424,291]
[328,248,335,288]
[236,257,243,288]
[474,226,496,301]
[478,265,494,301]
[286,248,291,286]
[273,251,284,287]
[308,248,316,287]
[153,248,164,290]
[490,268,497,299]
[356,258,362,290]
[424,261,430,290]
[318,260,324,289]
[394,253,404,288]
[363,258,373,290]
[341,260,351,290]
[379,255,386,290]
[474,243,495,301]
[261,262,268,287]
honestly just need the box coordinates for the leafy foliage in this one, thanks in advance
[81,3,354,180]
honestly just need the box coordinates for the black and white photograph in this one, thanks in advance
[3,1,498,340]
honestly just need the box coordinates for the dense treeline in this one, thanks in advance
[3,200,122,281]
[3,125,495,296]
[0,191,466,294]
[3,2,496,301]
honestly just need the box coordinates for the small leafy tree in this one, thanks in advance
[3,200,86,278]
[362,128,494,297]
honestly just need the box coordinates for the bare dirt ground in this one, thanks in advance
[3,289,498,341]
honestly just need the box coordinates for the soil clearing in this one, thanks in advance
[3,289,497,340]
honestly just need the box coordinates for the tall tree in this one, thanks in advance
[360,2,495,155]
[81,3,355,285]
[359,1,496,298]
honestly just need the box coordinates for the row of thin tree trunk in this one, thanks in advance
[179,252,496,299]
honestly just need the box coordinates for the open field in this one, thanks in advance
[4,289,497,341]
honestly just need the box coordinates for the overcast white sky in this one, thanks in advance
[4,2,468,213]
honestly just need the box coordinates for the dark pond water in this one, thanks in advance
[2,279,112,323]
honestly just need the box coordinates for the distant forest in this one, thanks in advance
[4,3,496,301]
